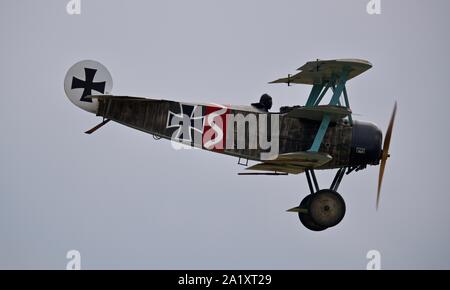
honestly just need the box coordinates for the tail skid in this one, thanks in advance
[84,119,110,134]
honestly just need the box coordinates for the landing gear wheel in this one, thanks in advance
[308,190,346,228]
[298,195,327,231]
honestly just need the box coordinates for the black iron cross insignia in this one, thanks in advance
[71,67,106,102]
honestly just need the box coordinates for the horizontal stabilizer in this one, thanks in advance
[86,95,146,101]
[270,59,372,85]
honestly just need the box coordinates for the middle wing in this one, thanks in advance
[283,105,351,122]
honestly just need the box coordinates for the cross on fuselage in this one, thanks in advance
[71,67,106,102]
[167,104,204,142]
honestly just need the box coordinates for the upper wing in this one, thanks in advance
[270,59,370,151]
[270,59,372,85]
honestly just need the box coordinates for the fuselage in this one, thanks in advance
[94,96,382,170]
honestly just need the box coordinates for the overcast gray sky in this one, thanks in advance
[1,0,450,269]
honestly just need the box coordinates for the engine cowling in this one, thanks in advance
[349,120,382,166]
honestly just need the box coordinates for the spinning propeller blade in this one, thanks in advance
[377,102,397,210]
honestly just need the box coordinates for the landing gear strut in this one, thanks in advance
[289,168,348,231]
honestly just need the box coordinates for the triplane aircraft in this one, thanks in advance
[64,59,396,231]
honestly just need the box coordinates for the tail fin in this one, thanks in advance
[64,60,113,114]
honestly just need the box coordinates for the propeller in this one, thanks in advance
[376,102,397,210]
